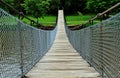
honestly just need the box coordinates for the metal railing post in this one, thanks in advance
[100,23,104,78]
[17,21,24,77]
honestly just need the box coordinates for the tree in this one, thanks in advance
[48,0,87,15]
[48,0,60,15]
[0,0,14,12]
[68,0,87,14]
[86,0,120,13]
[0,0,24,14]
[22,0,51,18]
[14,0,24,11]
[48,0,72,14]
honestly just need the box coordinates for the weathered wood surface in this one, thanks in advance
[26,10,101,78]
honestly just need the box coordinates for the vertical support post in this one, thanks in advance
[18,21,23,77]
[18,12,23,20]
[17,20,26,78]
[100,22,106,78]
[89,27,93,67]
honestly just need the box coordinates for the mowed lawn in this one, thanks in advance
[22,15,99,26]
[66,15,99,26]
[22,16,57,26]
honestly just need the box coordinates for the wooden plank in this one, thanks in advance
[26,10,101,78]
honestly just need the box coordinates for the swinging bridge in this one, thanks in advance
[0,2,120,78]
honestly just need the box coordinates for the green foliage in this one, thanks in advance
[0,0,24,14]
[86,0,120,13]
[0,0,14,12]
[48,0,87,15]
[5,0,14,6]
[1,0,119,16]
[48,0,60,15]
[22,0,51,18]
[14,0,24,11]
[63,0,87,14]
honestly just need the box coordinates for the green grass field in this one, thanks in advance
[21,14,100,27]
[22,16,57,26]
[66,15,100,26]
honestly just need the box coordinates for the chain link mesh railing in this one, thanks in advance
[0,8,57,78]
[65,13,120,78]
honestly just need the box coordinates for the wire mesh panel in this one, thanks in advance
[0,9,22,78]
[65,13,120,78]
[0,8,57,78]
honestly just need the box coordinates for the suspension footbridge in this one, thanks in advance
[0,4,120,78]
[26,10,101,78]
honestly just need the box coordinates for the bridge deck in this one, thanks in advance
[26,10,101,78]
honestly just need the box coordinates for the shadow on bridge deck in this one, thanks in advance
[26,10,101,78]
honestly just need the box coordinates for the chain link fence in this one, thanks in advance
[0,8,57,78]
[65,13,120,78]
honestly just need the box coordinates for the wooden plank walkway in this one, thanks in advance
[26,10,101,78]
